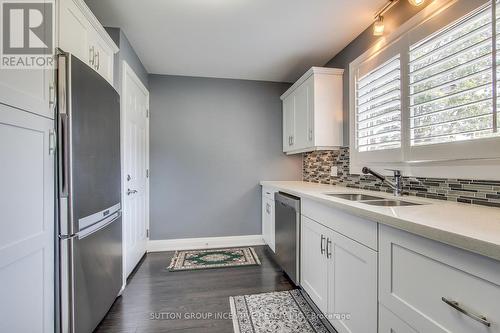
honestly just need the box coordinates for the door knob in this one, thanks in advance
[127,189,138,195]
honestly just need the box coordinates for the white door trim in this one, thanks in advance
[121,61,150,287]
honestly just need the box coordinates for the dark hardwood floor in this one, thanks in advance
[94,246,295,333]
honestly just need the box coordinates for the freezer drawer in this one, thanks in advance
[60,214,122,333]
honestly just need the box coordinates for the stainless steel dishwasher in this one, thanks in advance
[274,192,300,285]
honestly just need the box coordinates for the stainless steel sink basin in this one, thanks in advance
[362,200,422,207]
[324,193,385,201]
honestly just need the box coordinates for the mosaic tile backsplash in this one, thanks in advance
[303,148,500,208]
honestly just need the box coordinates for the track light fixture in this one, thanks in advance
[373,16,385,36]
[408,0,426,6]
[372,0,398,36]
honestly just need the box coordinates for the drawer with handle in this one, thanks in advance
[379,225,500,333]
[262,187,277,200]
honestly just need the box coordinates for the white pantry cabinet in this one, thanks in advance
[281,67,343,154]
[379,225,500,333]
[0,5,55,326]
[57,0,118,85]
[0,104,55,333]
[262,187,276,252]
[301,215,377,333]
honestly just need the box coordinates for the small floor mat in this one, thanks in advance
[168,247,261,271]
[229,289,331,333]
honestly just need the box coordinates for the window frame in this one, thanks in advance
[349,0,500,179]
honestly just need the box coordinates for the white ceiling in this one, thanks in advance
[86,0,386,82]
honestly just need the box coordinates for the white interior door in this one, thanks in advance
[122,62,149,279]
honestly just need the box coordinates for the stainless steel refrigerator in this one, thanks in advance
[56,51,122,333]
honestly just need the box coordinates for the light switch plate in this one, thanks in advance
[330,166,338,176]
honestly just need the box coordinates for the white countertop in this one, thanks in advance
[260,181,500,262]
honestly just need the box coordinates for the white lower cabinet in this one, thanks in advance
[379,304,418,333]
[301,215,377,332]
[262,187,276,252]
[262,197,275,252]
[379,225,500,333]
[328,229,377,333]
[301,216,330,313]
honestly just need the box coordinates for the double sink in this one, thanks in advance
[324,193,425,207]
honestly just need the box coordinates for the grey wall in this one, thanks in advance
[324,1,431,144]
[105,27,149,92]
[149,75,302,240]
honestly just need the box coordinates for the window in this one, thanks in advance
[356,55,401,152]
[350,0,500,173]
[409,5,497,146]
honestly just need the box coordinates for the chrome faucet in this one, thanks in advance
[362,167,403,197]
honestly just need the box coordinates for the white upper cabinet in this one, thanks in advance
[57,0,118,85]
[281,67,344,154]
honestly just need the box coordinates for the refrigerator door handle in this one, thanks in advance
[60,236,75,333]
[77,211,121,240]
[59,233,78,240]
[57,53,70,198]
[58,113,70,197]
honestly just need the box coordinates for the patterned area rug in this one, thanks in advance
[168,247,261,271]
[230,290,331,333]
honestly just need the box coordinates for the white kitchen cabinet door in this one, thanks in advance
[379,304,419,333]
[0,0,54,119]
[58,0,89,61]
[0,104,55,333]
[0,68,53,119]
[262,197,275,252]
[283,94,296,152]
[301,216,330,314]
[379,225,500,333]
[280,67,343,154]
[58,0,117,85]
[327,230,377,333]
[89,31,115,84]
[294,76,314,150]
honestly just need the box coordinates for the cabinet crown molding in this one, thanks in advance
[71,0,119,53]
[281,67,344,100]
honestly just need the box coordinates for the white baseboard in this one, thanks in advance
[147,234,265,252]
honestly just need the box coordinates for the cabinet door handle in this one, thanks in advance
[441,297,490,327]
[89,46,95,65]
[291,136,294,145]
[320,235,325,255]
[308,129,313,141]
[49,83,56,109]
[49,129,56,155]
[326,238,332,258]
[266,203,271,214]
[96,51,100,70]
